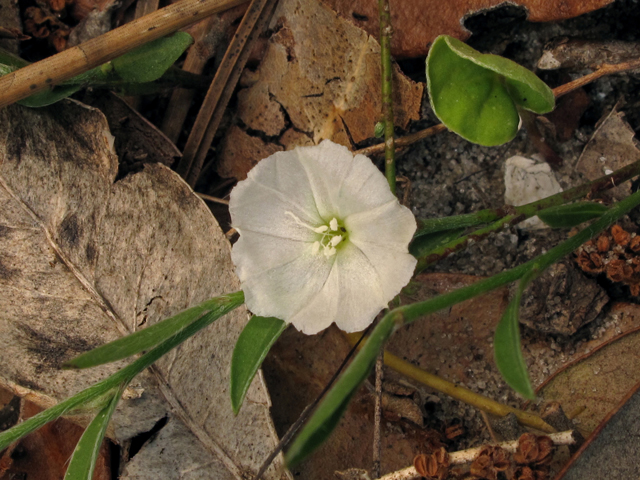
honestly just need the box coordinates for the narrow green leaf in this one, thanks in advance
[426,35,554,146]
[410,228,465,259]
[65,291,244,369]
[494,272,536,399]
[285,314,396,467]
[0,48,29,68]
[17,85,83,108]
[112,32,193,83]
[537,202,608,228]
[231,316,287,415]
[64,389,122,480]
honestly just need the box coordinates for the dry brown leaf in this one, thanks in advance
[218,0,422,180]
[0,101,288,480]
[538,309,640,435]
[322,0,614,59]
[263,326,423,479]
[575,105,640,200]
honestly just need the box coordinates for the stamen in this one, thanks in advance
[324,246,337,257]
[312,241,321,255]
[329,218,339,231]
[329,235,343,247]
[285,211,317,232]
[314,225,329,233]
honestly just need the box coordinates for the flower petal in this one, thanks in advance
[230,151,323,241]
[298,140,397,219]
[346,200,417,249]
[241,249,334,323]
[348,241,416,300]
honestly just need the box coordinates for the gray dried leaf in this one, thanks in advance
[0,101,288,479]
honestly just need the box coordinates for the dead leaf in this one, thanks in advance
[538,308,640,435]
[84,91,181,178]
[0,397,111,480]
[554,382,640,480]
[321,0,614,59]
[0,101,288,479]
[575,105,640,201]
[218,0,423,180]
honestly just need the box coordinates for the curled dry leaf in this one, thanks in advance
[0,101,287,480]
[218,0,422,180]
[322,0,614,59]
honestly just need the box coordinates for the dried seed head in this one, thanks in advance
[612,225,630,246]
[596,235,610,252]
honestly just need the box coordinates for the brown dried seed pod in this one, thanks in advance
[630,236,640,252]
[630,283,640,297]
[607,259,630,282]
[612,225,630,246]
[596,235,610,252]
[514,433,539,465]
[576,250,604,274]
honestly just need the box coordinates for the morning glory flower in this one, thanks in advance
[229,140,417,335]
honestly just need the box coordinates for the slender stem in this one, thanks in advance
[377,0,395,194]
[372,351,384,478]
[253,328,372,480]
[413,159,640,272]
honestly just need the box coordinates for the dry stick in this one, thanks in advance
[378,0,396,194]
[196,192,229,205]
[345,335,554,434]
[372,352,384,478]
[376,430,577,480]
[252,329,372,480]
[356,58,640,157]
[177,0,277,186]
[0,0,248,109]
[161,14,225,143]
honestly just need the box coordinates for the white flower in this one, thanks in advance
[229,140,417,335]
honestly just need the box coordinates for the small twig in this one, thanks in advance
[377,0,395,194]
[376,431,577,480]
[252,326,373,480]
[372,351,384,478]
[358,57,640,157]
[0,0,248,109]
[552,58,640,99]
[196,192,229,205]
[177,0,278,186]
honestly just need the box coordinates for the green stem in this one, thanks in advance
[377,0,395,194]
[414,159,640,272]
[0,291,244,451]
[288,188,640,465]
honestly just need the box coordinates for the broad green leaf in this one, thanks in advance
[0,48,28,68]
[112,32,193,83]
[64,291,244,369]
[426,35,554,146]
[494,272,536,399]
[410,228,465,259]
[64,389,122,480]
[538,202,608,228]
[286,315,395,467]
[231,316,287,415]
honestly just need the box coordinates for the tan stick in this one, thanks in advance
[376,431,577,480]
[0,0,248,109]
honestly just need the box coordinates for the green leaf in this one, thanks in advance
[17,85,83,108]
[112,32,194,83]
[537,202,608,228]
[64,389,122,480]
[426,35,554,146]
[231,316,287,415]
[494,272,536,399]
[285,315,395,467]
[65,291,244,369]
[410,228,465,259]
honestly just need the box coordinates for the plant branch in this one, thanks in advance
[413,159,640,272]
[377,0,395,193]
[0,0,248,109]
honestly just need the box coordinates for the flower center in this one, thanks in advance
[285,212,348,257]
